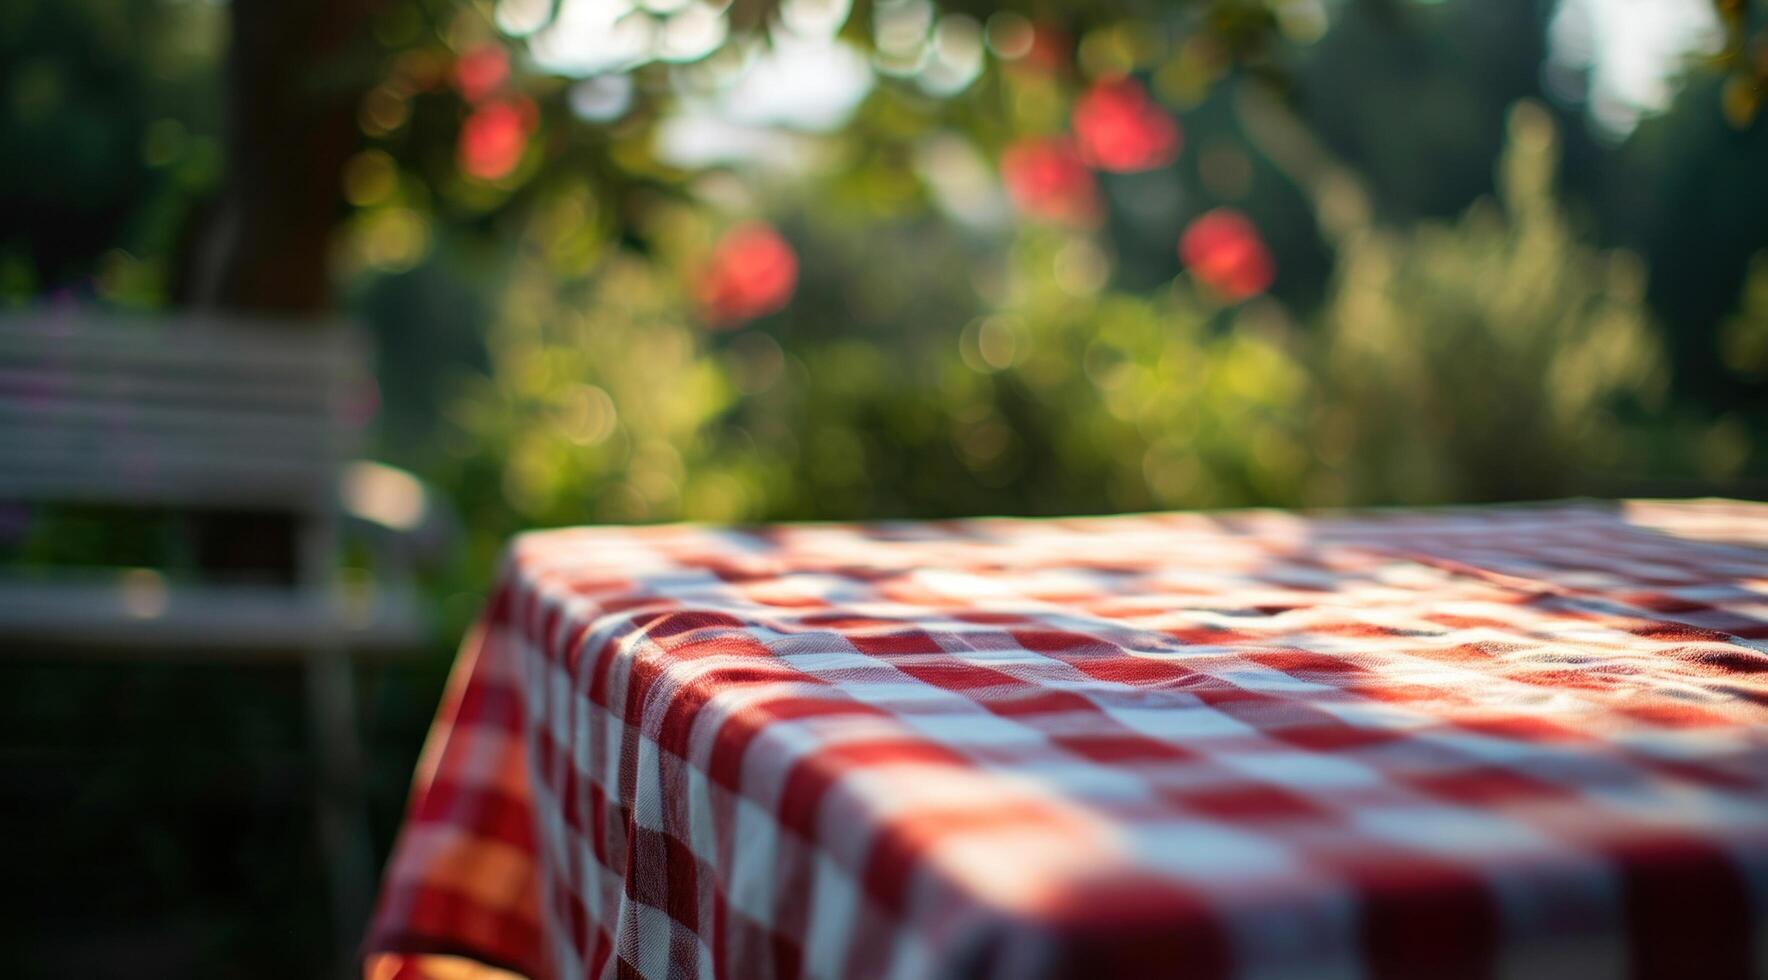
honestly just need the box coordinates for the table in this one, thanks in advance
[365,500,1768,979]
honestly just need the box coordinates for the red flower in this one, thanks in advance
[1073,77,1180,173]
[458,98,534,181]
[1179,208,1275,300]
[1000,137,1101,226]
[453,45,510,104]
[697,222,799,326]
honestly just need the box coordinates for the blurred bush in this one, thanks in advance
[432,92,1703,582]
[1314,101,1667,504]
[7,0,1763,543]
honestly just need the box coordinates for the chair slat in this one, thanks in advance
[0,312,372,512]
[0,366,333,415]
[0,575,426,654]
[0,314,362,379]
[0,397,343,446]
[0,459,333,510]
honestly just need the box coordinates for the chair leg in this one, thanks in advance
[305,648,376,976]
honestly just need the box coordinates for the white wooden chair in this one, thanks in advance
[0,310,441,963]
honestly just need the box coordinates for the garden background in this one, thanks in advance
[2,0,1766,973]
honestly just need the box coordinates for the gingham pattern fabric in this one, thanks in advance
[366,500,1768,980]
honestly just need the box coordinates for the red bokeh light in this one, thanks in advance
[1001,137,1101,227]
[453,45,510,104]
[1179,208,1275,301]
[458,98,534,182]
[1073,77,1181,173]
[698,222,799,327]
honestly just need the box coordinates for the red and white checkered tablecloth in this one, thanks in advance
[366,500,1768,980]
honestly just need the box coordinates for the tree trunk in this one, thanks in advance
[182,0,382,583]
[179,7,391,970]
[187,0,377,315]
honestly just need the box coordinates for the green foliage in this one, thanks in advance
[959,235,1315,513]
[432,96,1696,582]
[1312,101,1668,503]
[1719,251,1768,381]
[0,0,225,304]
